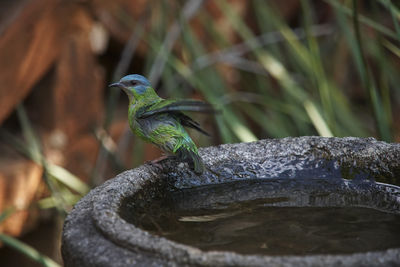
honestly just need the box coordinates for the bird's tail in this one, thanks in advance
[176,147,205,174]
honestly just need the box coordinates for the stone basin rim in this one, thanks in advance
[92,173,400,266]
[91,137,400,266]
[64,137,400,266]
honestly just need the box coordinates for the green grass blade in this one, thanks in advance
[0,207,16,223]
[382,39,400,58]
[217,0,338,136]
[0,129,89,195]
[378,0,400,41]
[0,234,61,267]
[351,0,392,141]
[38,194,81,209]
[46,164,89,195]
[146,34,258,142]
[325,0,398,39]
[16,105,41,162]
[304,100,333,137]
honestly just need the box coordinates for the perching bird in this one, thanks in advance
[109,74,216,174]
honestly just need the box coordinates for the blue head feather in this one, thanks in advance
[119,74,151,95]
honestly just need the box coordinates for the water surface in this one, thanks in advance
[121,180,400,255]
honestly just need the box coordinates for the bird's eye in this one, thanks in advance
[131,81,137,86]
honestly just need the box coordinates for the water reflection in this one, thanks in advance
[120,179,400,255]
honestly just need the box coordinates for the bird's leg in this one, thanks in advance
[148,155,169,164]
[145,155,169,170]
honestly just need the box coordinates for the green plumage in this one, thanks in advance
[109,74,216,174]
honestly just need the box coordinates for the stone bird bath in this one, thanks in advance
[62,137,400,266]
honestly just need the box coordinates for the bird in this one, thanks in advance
[109,74,216,174]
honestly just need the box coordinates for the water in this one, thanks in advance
[121,180,400,256]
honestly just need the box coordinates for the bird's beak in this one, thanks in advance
[108,82,122,88]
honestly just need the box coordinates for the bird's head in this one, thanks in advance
[109,74,155,101]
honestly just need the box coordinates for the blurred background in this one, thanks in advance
[0,0,399,266]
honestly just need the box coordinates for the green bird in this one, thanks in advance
[109,74,216,174]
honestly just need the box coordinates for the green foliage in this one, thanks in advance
[0,105,86,264]
[0,233,61,267]
[113,0,399,154]
[0,209,61,267]
[98,0,400,170]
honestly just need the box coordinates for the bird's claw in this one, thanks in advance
[145,155,169,171]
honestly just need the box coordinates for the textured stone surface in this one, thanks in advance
[62,137,400,266]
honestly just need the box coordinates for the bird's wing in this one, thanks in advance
[137,99,218,118]
[137,99,216,136]
[175,112,210,136]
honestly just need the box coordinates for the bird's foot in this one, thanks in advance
[145,155,169,170]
